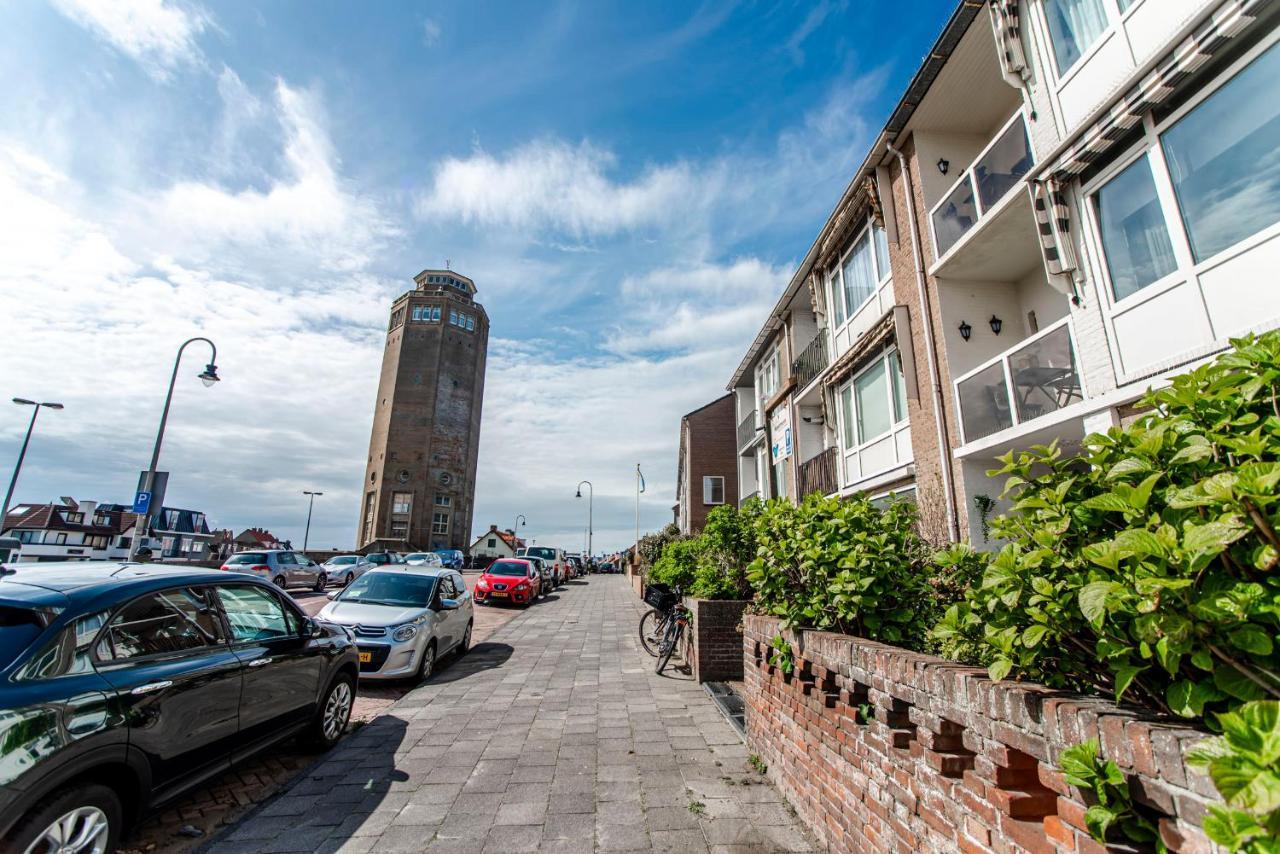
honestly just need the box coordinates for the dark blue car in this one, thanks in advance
[433,549,464,569]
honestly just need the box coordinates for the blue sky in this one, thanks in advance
[0,0,954,551]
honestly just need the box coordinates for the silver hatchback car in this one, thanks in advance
[316,566,473,681]
[220,550,327,591]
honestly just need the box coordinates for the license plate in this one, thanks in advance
[358,652,372,663]
[491,591,507,597]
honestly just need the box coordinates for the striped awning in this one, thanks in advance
[823,309,895,389]
[1047,0,1267,180]
[1030,178,1080,293]
[988,0,1029,84]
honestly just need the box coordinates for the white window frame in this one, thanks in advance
[702,476,725,506]
[927,109,1034,265]
[1034,0,1136,83]
[432,512,450,536]
[435,495,451,507]
[1078,31,1280,378]
[832,348,911,488]
[754,343,781,415]
[391,492,413,515]
[827,218,892,336]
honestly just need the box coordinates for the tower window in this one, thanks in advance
[390,520,408,538]
[435,495,451,507]
[465,316,475,331]
[432,512,450,535]
[392,492,412,514]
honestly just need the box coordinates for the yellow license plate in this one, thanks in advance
[491,591,507,597]
[358,652,372,663]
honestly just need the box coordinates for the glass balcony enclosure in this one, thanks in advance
[954,319,1084,443]
[931,112,1034,258]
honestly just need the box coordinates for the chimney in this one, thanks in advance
[78,500,98,518]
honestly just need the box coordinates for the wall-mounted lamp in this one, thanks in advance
[989,314,1003,335]
[801,416,825,425]
[936,158,950,175]
[958,320,972,341]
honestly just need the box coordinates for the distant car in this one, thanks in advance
[404,552,445,567]
[0,562,358,853]
[316,565,473,682]
[518,547,566,586]
[599,561,617,574]
[474,558,542,607]
[525,556,553,590]
[566,555,584,578]
[363,552,406,567]
[221,550,328,591]
[433,549,465,569]
[321,554,373,587]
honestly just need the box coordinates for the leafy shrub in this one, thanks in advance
[747,493,936,648]
[637,523,682,570]
[648,537,701,591]
[1059,740,1161,848]
[1189,700,1280,852]
[933,332,1280,718]
[648,501,761,600]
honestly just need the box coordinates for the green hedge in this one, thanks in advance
[647,500,760,600]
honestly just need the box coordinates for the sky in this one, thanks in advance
[0,0,956,553]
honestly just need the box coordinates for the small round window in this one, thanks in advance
[397,469,410,484]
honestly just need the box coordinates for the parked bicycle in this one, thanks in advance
[639,582,689,674]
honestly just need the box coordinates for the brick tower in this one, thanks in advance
[356,269,488,553]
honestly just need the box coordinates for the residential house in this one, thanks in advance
[235,527,287,552]
[674,394,740,534]
[729,0,1279,548]
[469,524,525,560]
[2,498,215,562]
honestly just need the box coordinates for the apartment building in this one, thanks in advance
[1,499,215,562]
[730,0,1278,546]
[674,394,739,534]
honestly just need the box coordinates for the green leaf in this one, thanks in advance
[1022,624,1049,648]
[1184,517,1251,556]
[1113,664,1145,702]
[1082,493,1130,513]
[1084,804,1118,843]
[1079,581,1119,628]
[1107,457,1153,480]
[1202,804,1265,851]
[1229,625,1274,657]
[988,657,1013,682]
[1215,664,1268,703]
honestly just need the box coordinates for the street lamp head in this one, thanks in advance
[41,403,64,410]
[12,398,35,406]
[198,363,220,387]
[575,489,582,499]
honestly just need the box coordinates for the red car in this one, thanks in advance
[474,558,542,606]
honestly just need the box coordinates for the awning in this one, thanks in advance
[989,0,1029,86]
[1047,0,1266,179]
[1031,0,1268,288]
[816,177,881,272]
[823,309,896,389]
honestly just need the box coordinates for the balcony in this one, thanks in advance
[738,409,760,453]
[930,112,1034,260]
[954,319,1085,444]
[798,447,838,499]
[791,335,829,390]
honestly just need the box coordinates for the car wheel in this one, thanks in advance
[304,672,354,750]
[313,573,326,592]
[458,621,472,654]
[344,572,354,587]
[273,574,287,589]
[2,781,121,854]
[416,640,437,682]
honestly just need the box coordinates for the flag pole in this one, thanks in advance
[634,463,642,567]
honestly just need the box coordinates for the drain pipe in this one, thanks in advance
[886,140,960,543]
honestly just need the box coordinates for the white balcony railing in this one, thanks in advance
[930,111,1035,260]
[953,318,1085,444]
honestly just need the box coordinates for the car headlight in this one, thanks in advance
[477,580,489,589]
[391,624,418,642]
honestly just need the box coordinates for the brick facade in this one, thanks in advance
[676,394,740,534]
[743,616,1217,854]
[684,597,749,683]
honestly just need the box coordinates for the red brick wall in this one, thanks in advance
[743,616,1217,854]
[683,394,739,533]
[685,598,749,682]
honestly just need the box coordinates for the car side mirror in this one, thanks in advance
[300,618,320,638]
[326,590,340,600]
[439,598,460,610]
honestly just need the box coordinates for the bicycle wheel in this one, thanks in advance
[656,621,682,675]
[638,609,667,657]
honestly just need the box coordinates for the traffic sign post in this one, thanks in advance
[132,491,152,515]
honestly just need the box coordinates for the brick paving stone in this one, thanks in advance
[210,577,816,853]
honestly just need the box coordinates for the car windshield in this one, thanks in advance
[326,556,356,566]
[405,553,433,561]
[367,555,390,564]
[526,547,555,560]
[488,562,528,577]
[0,605,46,670]
[226,553,267,564]
[337,572,436,607]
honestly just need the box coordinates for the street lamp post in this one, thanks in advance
[513,514,526,554]
[575,480,593,560]
[634,463,645,570]
[1,399,64,524]
[302,490,323,552]
[128,338,220,561]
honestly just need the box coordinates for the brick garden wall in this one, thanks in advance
[685,598,749,683]
[743,616,1219,854]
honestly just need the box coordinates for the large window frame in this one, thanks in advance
[832,348,911,488]
[1080,32,1280,338]
[754,344,781,416]
[826,218,891,332]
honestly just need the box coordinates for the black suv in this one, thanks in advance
[0,562,360,852]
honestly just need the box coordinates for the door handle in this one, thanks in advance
[130,681,173,695]
[247,657,273,667]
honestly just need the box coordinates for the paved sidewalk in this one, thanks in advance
[211,575,816,853]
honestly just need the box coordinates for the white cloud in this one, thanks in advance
[418,139,712,238]
[51,0,210,79]
[422,17,441,47]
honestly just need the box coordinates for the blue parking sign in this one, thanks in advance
[132,491,151,514]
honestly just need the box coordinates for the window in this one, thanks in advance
[435,495,451,507]
[390,520,408,538]
[432,512,450,535]
[100,588,226,660]
[363,492,375,544]
[85,535,108,549]
[64,512,84,524]
[1161,41,1280,263]
[853,360,891,443]
[449,310,459,326]
[487,537,497,548]
[702,476,725,505]
[828,222,891,326]
[465,316,475,331]
[432,306,441,321]
[412,306,422,321]
[1044,0,1109,76]
[1094,155,1177,300]
[16,530,38,544]
[755,345,781,408]
[53,533,66,545]
[834,349,911,483]
[392,492,412,514]
[217,585,292,642]
[19,611,110,679]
